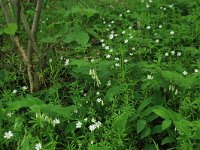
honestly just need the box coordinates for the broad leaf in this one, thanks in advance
[4,23,17,35]
[137,119,146,134]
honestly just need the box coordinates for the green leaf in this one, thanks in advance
[161,119,172,131]
[161,136,174,145]
[6,95,44,111]
[105,84,126,100]
[30,104,78,119]
[137,119,146,134]
[4,23,17,35]
[152,106,179,121]
[112,106,132,134]
[84,8,98,17]
[64,30,89,45]
[140,126,151,139]
[137,98,152,112]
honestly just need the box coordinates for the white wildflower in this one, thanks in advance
[4,131,13,139]
[49,58,52,63]
[146,26,151,29]
[124,39,128,43]
[96,98,102,103]
[84,118,88,122]
[64,59,69,66]
[22,86,28,91]
[159,25,162,28]
[147,75,153,80]
[102,43,106,47]
[177,52,181,56]
[12,89,17,94]
[124,59,128,63]
[95,121,102,128]
[171,51,175,55]
[122,31,126,34]
[146,3,150,8]
[105,46,110,50]
[52,118,60,126]
[183,71,188,76]
[165,52,169,56]
[170,31,175,35]
[89,124,96,131]
[106,54,111,59]
[126,10,130,13]
[129,53,133,56]
[109,34,114,39]
[100,39,104,43]
[91,59,95,63]
[76,121,82,128]
[115,58,119,61]
[194,69,199,73]
[115,63,120,67]
[35,143,42,150]
[155,39,159,43]
[106,80,111,86]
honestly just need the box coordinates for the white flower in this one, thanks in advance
[177,52,181,56]
[183,71,188,76]
[126,10,130,13]
[122,31,126,34]
[115,63,120,67]
[105,46,110,50]
[108,24,111,27]
[109,49,113,52]
[52,118,60,126]
[171,51,175,55]
[103,21,106,24]
[129,53,133,56]
[109,34,114,39]
[124,59,128,63]
[102,43,106,47]
[100,39,104,43]
[96,92,100,95]
[168,4,174,8]
[147,75,153,80]
[4,131,13,139]
[84,118,88,122]
[194,69,199,73]
[91,118,96,123]
[132,47,136,50]
[149,0,152,2]
[60,56,63,60]
[74,110,78,113]
[119,14,122,17]
[49,58,52,63]
[22,86,28,91]
[163,7,166,10]
[64,59,69,66]
[76,121,82,128]
[115,58,119,61]
[160,7,163,10]
[159,25,162,28]
[96,98,102,103]
[12,89,17,94]
[154,33,158,36]
[106,54,111,59]
[95,121,102,128]
[129,36,133,39]
[111,21,115,24]
[89,124,96,131]
[91,141,94,144]
[124,39,128,43]
[170,31,175,35]
[91,59,95,63]
[106,80,111,86]
[146,3,150,8]
[146,26,151,29]
[165,52,169,56]
[155,39,159,43]
[114,34,118,37]
[7,112,13,117]
[35,143,42,150]
[129,26,132,29]
[111,30,115,34]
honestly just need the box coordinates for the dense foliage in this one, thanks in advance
[1,0,200,149]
